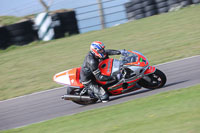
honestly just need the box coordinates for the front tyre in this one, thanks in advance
[138,69,167,89]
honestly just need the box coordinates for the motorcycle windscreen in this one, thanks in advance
[111,59,121,76]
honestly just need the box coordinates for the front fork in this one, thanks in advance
[142,75,152,82]
[142,66,156,83]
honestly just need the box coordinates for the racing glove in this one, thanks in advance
[116,73,122,81]
[120,49,128,56]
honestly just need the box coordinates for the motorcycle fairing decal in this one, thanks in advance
[55,71,67,78]
[53,70,71,85]
[127,84,136,89]
[144,66,156,75]
[127,78,141,85]
[125,51,149,67]
[99,58,113,76]
[67,67,84,88]
[140,57,147,64]
[96,80,107,85]
[108,83,123,91]
[125,78,141,89]
[108,78,141,95]
[140,57,143,62]
[109,88,123,95]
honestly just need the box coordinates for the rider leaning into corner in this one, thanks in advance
[80,41,128,103]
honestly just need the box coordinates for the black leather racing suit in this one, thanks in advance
[80,49,121,101]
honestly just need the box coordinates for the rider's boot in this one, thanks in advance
[89,84,109,103]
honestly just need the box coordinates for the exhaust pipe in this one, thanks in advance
[61,94,94,101]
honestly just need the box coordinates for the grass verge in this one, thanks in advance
[0,16,23,26]
[2,84,200,133]
[0,5,200,100]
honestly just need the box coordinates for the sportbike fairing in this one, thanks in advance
[96,50,153,95]
[53,49,167,105]
[53,67,84,88]
[98,50,152,79]
[53,50,156,93]
[98,58,121,77]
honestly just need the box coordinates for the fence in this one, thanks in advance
[73,0,129,33]
[74,0,200,33]
[0,0,129,49]
[1,0,200,49]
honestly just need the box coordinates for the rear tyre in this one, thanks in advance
[67,87,98,105]
[138,69,167,89]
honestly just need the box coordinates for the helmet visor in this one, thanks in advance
[97,49,105,58]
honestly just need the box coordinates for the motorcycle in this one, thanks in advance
[53,50,167,105]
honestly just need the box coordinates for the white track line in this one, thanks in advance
[156,55,200,66]
[1,55,200,103]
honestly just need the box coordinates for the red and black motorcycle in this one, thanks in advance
[53,50,167,105]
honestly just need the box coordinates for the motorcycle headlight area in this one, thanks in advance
[111,59,121,76]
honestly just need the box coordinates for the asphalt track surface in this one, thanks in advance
[0,55,200,131]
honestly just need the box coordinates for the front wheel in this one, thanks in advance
[138,69,167,89]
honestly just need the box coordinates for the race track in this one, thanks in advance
[0,55,200,130]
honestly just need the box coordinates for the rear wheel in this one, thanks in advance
[138,69,167,89]
[67,87,98,105]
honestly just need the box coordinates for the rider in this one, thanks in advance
[80,41,128,102]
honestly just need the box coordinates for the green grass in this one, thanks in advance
[0,16,23,26]
[0,15,35,26]
[2,84,200,133]
[0,5,200,100]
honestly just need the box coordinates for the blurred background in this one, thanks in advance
[0,0,129,33]
[0,0,199,49]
